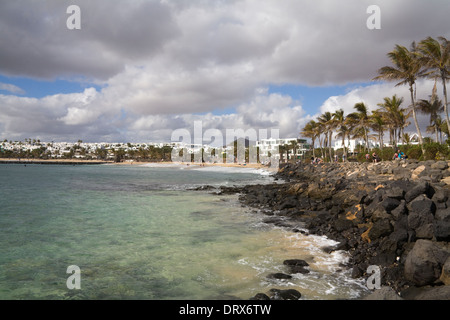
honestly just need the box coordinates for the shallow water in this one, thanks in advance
[0,164,369,299]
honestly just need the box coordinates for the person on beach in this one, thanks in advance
[393,152,399,160]
[372,152,380,163]
[365,154,370,162]
[398,150,406,160]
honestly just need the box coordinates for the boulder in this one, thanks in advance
[404,181,432,203]
[381,197,401,212]
[436,208,450,222]
[407,197,435,234]
[441,257,450,285]
[407,195,436,215]
[411,165,426,181]
[368,219,393,240]
[404,240,450,286]
[386,186,405,200]
[391,200,407,220]
[406,285,450,300]
[431,161,449,170]
[434,220,450,241]
[333,218,354,232]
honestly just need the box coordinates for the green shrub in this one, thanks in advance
[402,145,422,160]
[423,142,449,160]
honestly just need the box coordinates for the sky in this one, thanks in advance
[0,0,449,144]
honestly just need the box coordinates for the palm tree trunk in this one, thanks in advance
[328,131,333,162]
[312,138,316,158]
[363,127,369,151]
[442,72,450,138]
[342,136,346,162]
[435,124,439,143]
[410,85,425,154]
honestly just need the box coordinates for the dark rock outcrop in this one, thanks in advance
[236,160,450,299]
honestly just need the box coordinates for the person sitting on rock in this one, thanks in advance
[393,152,399,160]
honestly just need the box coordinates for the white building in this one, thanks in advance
[256,138,310,160]
[333,139,376,153]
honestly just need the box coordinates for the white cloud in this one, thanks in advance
[1,0,449,142]
[318,79,440,139]
[0,82,25,95]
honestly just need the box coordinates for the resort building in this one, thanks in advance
[256,138,310,161]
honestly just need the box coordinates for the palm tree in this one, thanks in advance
[377,95,411,148]
[347,102,370,151]
[301,120,319,158]
[332,109,348,161]
[318,111,334,161]
[434,116,445,144]
[417,97,444,143]
[288,140,299,162]
[369,110,385,149]
[418,36,450,132]
[374,43,425,154]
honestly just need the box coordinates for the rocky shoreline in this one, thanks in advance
[208,159,450,300]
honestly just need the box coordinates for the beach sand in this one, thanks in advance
[0,158,278,171]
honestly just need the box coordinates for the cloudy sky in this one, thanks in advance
[0,0,449,144]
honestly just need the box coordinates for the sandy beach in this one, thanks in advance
[0,158,279,172]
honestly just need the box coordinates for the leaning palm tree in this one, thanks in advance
[418,36,450,132]
[373,43,425,154]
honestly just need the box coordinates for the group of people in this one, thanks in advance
[393,149,407,160]
[311,157,324,164]
[365,149,407,163]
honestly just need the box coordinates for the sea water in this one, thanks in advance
[0,163,369,300]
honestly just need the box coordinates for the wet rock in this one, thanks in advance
[267,273,292,280]
[249,293,271,300]
[283,259,309,267]
[283,259,310,274]
[268,288,302,300]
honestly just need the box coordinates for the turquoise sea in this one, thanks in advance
[0,163,369,300]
